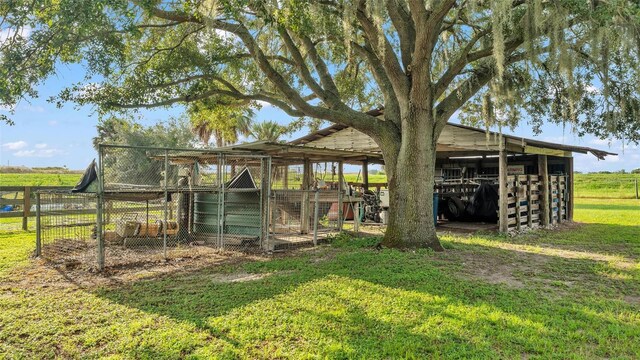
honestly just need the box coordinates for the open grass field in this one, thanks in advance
[0,196,638,358]
[574,173,640,199]
[0,173,80,187]
[1,171,638,197]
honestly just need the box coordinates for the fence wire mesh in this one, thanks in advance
[268,163,347,251]
[36,145,357,270]
[37,192,98,268]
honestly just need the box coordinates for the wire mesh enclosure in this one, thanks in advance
[36,192,98,268]
[36,145,356,271]
[269,163,350,250]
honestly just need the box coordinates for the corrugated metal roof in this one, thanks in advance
[290,111,616,160]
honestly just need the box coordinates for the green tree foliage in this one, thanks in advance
[93,116,196,185]
[2,0,640,248]
[187,97,254,146]
[250,120,289,142]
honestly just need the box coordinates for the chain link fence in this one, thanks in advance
[35,146,363,270]
[36,192,98,268]
[269,163,351,250]
[36,145,271,270]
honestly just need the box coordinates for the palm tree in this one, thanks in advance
[188,99,254,147]
[250,121,288,142]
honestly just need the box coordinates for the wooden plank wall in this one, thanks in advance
[504,174,569,231]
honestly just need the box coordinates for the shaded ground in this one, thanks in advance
[0,198,638,358]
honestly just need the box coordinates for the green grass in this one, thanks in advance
[0,197,638,358]
[0,231,34,278]
[0,173,80,187]
[574,173,640,199]
[342,172,640,199]
[1,171,637,198]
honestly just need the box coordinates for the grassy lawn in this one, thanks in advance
[0,197,637,358]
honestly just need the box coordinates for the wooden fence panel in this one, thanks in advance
[0,186,73,230]
[506,175,543,231]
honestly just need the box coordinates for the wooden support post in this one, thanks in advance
[538,155,550,228]
[636,178,639,200]
[283,165,289,189]
[362,160,369,190]
[301,159,311,234]
[527,175,533,228]
[281,165,289,225]
[313,190,320,246]
[498,148,509,233]
[557,176,562,222]
[567,157,574,221]
[515,178,521,232]
[354,201,360,234]
[337,161,344,231]
[22,186,31,230]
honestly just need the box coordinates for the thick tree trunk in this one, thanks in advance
[379,109,444,251]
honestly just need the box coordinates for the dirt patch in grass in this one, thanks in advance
[3,250,265,290]
[3,245,333,291]
[436,248,539,289]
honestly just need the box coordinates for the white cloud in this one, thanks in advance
[589,138,611,146]
[22,105,45,113]
[606,155,621,163]
[48,120,58,126]
[256,100,273,108]
[0,104,14,112]
[584,85,599,94]
[541,135,566,144]
[13,148,63,158]
[35,143,48,149]
[2,141,28,150]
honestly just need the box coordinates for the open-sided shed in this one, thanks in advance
[290,113,615,232]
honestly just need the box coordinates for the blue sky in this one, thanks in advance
[0,65,635,172]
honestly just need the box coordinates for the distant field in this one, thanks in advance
[350,173,640,199]
[574,173,640,199]
[0,173,80,187]
[1,172,638,198]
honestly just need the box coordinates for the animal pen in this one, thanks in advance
[35,144,378,271]
[35,120,615,271]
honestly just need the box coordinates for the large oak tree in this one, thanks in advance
[2,0,640,249]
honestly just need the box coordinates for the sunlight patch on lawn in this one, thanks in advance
[446,236,638,271]
[203,275,549,358]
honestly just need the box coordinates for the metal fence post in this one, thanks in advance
[262,157,272,251]
[35,193,41,256]
[219,155,226,249]
[163,149,169,259]
[97,145,105,271]
[313,189,320,246]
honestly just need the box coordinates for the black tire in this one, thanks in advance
[445,196,465,220]
[374,212,381,223]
